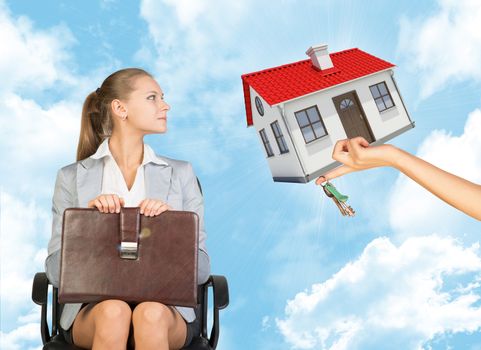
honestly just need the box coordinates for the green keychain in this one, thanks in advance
[324,182,349,203]
[321,180,355,217]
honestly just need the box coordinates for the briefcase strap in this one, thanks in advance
[119,207,140,260]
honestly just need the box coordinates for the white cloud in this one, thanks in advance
[0,3,120,196]
[0,322,42,350]
[398,0,481,99]
[138,0,249,101]
[0,4,76,95]
[0,192,50,321]
[0,92,79,168]
[276,235,481,350]
[389,108,481,238]
[17,307,41,325]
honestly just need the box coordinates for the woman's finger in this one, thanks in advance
[143,200,154,216]
[332,139,348,157]
[149,201,164,217]
[315,175,327,186]
[315,165,357,184]
[94,198,103,212]
[112,195,121,213]
[139,199,147,214]
[359,137,370,148]
[144,199,157,216]
[349,137,369,156]
[105,195,115,213]
[154,203,171,216]
[98,196,109,213]
[351,136,369,147]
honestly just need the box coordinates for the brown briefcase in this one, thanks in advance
[58,207,199,307]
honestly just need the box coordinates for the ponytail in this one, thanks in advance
[76,68,153,161]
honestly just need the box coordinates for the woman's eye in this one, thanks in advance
[148,95,156,100]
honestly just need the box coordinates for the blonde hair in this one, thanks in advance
[76,68,153,161]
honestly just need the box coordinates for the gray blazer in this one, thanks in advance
[45,154,210,330]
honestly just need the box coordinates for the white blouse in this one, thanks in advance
[90,137,165,206]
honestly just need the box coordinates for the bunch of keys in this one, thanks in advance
[319,178,355,217]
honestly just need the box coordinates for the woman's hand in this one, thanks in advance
[315,136,397,184]
[87,194,125,213]
[313,136,481,220]
[138,198,172,216]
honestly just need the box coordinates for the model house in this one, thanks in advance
[241,44,414,183]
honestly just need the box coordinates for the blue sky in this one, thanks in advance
[1,0,481,349]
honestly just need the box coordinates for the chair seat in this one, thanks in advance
[33,273,228,350]
[42,335,84,350]
[183,336,212,350]
[41,333,212,350]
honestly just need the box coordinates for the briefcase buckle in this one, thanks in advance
[120,241,138,260]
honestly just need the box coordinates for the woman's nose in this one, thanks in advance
[159,100,170,111]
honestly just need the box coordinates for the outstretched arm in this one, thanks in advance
[316,137,481,221]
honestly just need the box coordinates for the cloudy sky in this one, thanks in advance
[1,0,481,349]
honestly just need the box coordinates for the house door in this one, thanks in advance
[332,91,375,143]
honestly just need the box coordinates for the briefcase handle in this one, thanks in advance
[119,207,140,260]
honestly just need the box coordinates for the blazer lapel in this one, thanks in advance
[145,162,172,202]
[77,157,103,207]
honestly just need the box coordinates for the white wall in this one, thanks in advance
[282,69,412,176]
[249,86,305,179]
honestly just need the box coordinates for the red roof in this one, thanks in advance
[241,48,395,126]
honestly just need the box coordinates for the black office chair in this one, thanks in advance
[32,273,229,349]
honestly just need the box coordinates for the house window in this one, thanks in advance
[369,82,395,112]
[259,129,274,157]
[255,96,264,116]
[340,98,354,110]
[294,105,328,144]
[270,120,289,154]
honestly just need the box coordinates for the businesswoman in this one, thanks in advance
[45,68,210,349]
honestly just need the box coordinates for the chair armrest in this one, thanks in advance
[32,272,49,305]
[201,275,229,349]
[32,272,53,345]
[209,275,229,310]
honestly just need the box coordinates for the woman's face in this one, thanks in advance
[118,75,170,134]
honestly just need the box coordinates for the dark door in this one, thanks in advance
[332,91,375,143]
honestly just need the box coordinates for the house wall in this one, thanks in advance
[282,69,413,180]
[249,86,305,180]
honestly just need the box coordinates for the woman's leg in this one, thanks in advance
[132,301,187,350]
[72,299,132,350]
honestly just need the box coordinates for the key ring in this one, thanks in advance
[319,177,356,217]
[318,176,334,198]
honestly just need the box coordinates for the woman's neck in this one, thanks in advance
[108,134,144,169]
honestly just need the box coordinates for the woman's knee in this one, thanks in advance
[94,299,132,321]
[93,300,132,337]
[132,302,173,328]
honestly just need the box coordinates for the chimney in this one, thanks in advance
[306,44,334,70]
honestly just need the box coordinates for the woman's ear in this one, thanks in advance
[111,99,128,119]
